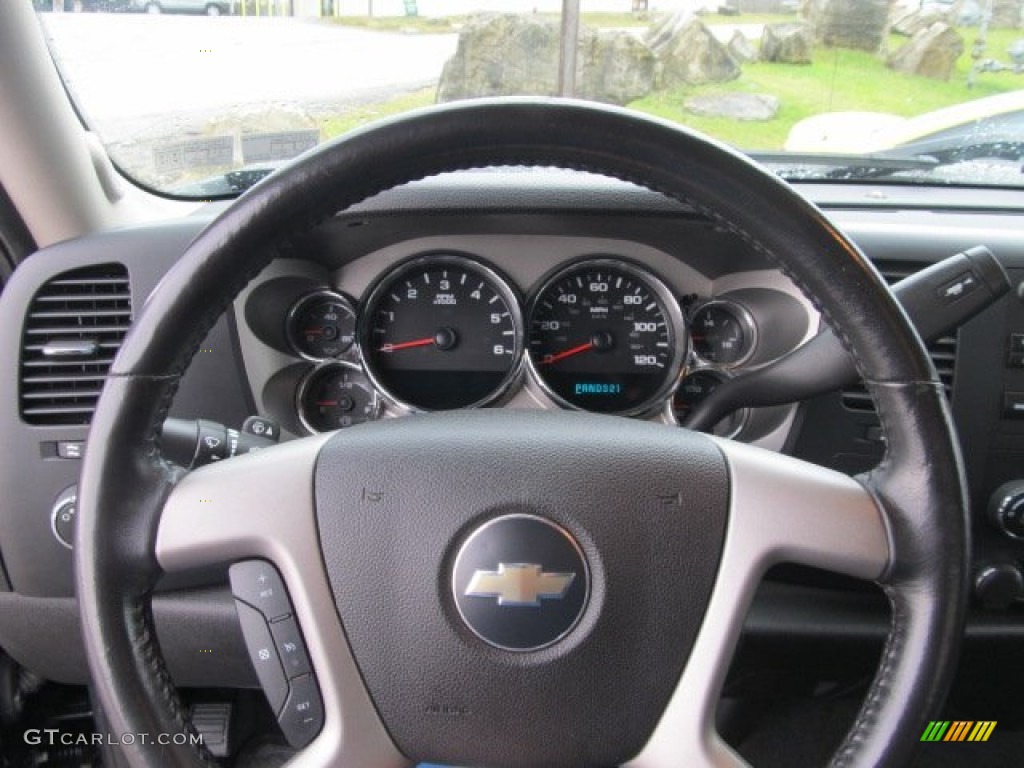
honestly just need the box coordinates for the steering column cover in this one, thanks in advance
[77,100,968,768]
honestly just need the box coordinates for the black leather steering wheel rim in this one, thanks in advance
[76,98,969,768]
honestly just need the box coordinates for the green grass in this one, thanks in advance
[631,32,1023,151]
[312,22,1024,152]
[318,88,436,139]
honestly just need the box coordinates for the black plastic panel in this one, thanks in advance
[0,218,251,597]
[0,587,256,687]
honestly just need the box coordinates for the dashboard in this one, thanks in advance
[1,169,1024,691]
[240,236,813,445]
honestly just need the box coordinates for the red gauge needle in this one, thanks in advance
[381,337,435,352]
[541,341,594,365]
[316,400,339,407]
[304,328,324,335]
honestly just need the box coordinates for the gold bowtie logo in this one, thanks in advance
[465,564,575,607]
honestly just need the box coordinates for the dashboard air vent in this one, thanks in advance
[840,261,956,412]
[19,264,131,426]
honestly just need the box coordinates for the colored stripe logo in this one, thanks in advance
[921,721,997,742]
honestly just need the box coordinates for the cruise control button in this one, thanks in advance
[229,560,292,621]
[234,601,289,714]
[278,674,323,749]
[270,617,311,679]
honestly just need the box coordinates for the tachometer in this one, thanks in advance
[359,254,523,411]
[527,259,685,415]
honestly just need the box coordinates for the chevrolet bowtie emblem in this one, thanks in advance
[465,563,575,607]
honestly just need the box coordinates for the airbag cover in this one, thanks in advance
[314,410,729,767]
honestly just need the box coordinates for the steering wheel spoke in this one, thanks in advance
[628,440,889,768]
[157,434,330,571]
[156,435,408,768]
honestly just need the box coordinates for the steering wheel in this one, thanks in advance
[76,100,968,768]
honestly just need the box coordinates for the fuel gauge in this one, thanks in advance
[297,362,380,433]
[286,290,357,361]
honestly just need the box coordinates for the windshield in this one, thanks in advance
[32,0,1024,196]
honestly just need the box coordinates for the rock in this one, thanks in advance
[650,15,741,87]
[577,29,657,106]
[436,14,655,106]
[645,10,696,52]
[887,22,964,80]
[684,92,780,121]
[727,29,757,63]
[1009,38,1024,71]
[760,22,813,64]
[992,0,1024,29]
[892,9,948,37]
[803,0,890,52]
[919,0,981,26]
[437,14,560,102]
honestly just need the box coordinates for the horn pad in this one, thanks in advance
[314,411,730,767]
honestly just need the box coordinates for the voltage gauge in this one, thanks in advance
[690,300,756,367]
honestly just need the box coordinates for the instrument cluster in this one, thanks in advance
[248,249,810,439]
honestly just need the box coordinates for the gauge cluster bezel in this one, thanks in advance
[244,242,815,442]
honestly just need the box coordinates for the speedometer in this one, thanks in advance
[527,259,686,415]
[359,254,523,411]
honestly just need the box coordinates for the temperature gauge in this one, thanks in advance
[297,362,380,433]
[286,291,358,361]
[690,300,756,367]
[672,370,747,438]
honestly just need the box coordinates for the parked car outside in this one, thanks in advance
[129,0,234,14]
[784,89,1024,165]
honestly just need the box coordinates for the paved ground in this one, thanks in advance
[41,14,457,128]
[37,11,764,187]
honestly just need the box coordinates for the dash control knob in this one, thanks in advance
[51,486,78,549]
[989,480,1024,540]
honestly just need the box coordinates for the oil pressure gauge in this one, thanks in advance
[286,290,358,361]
